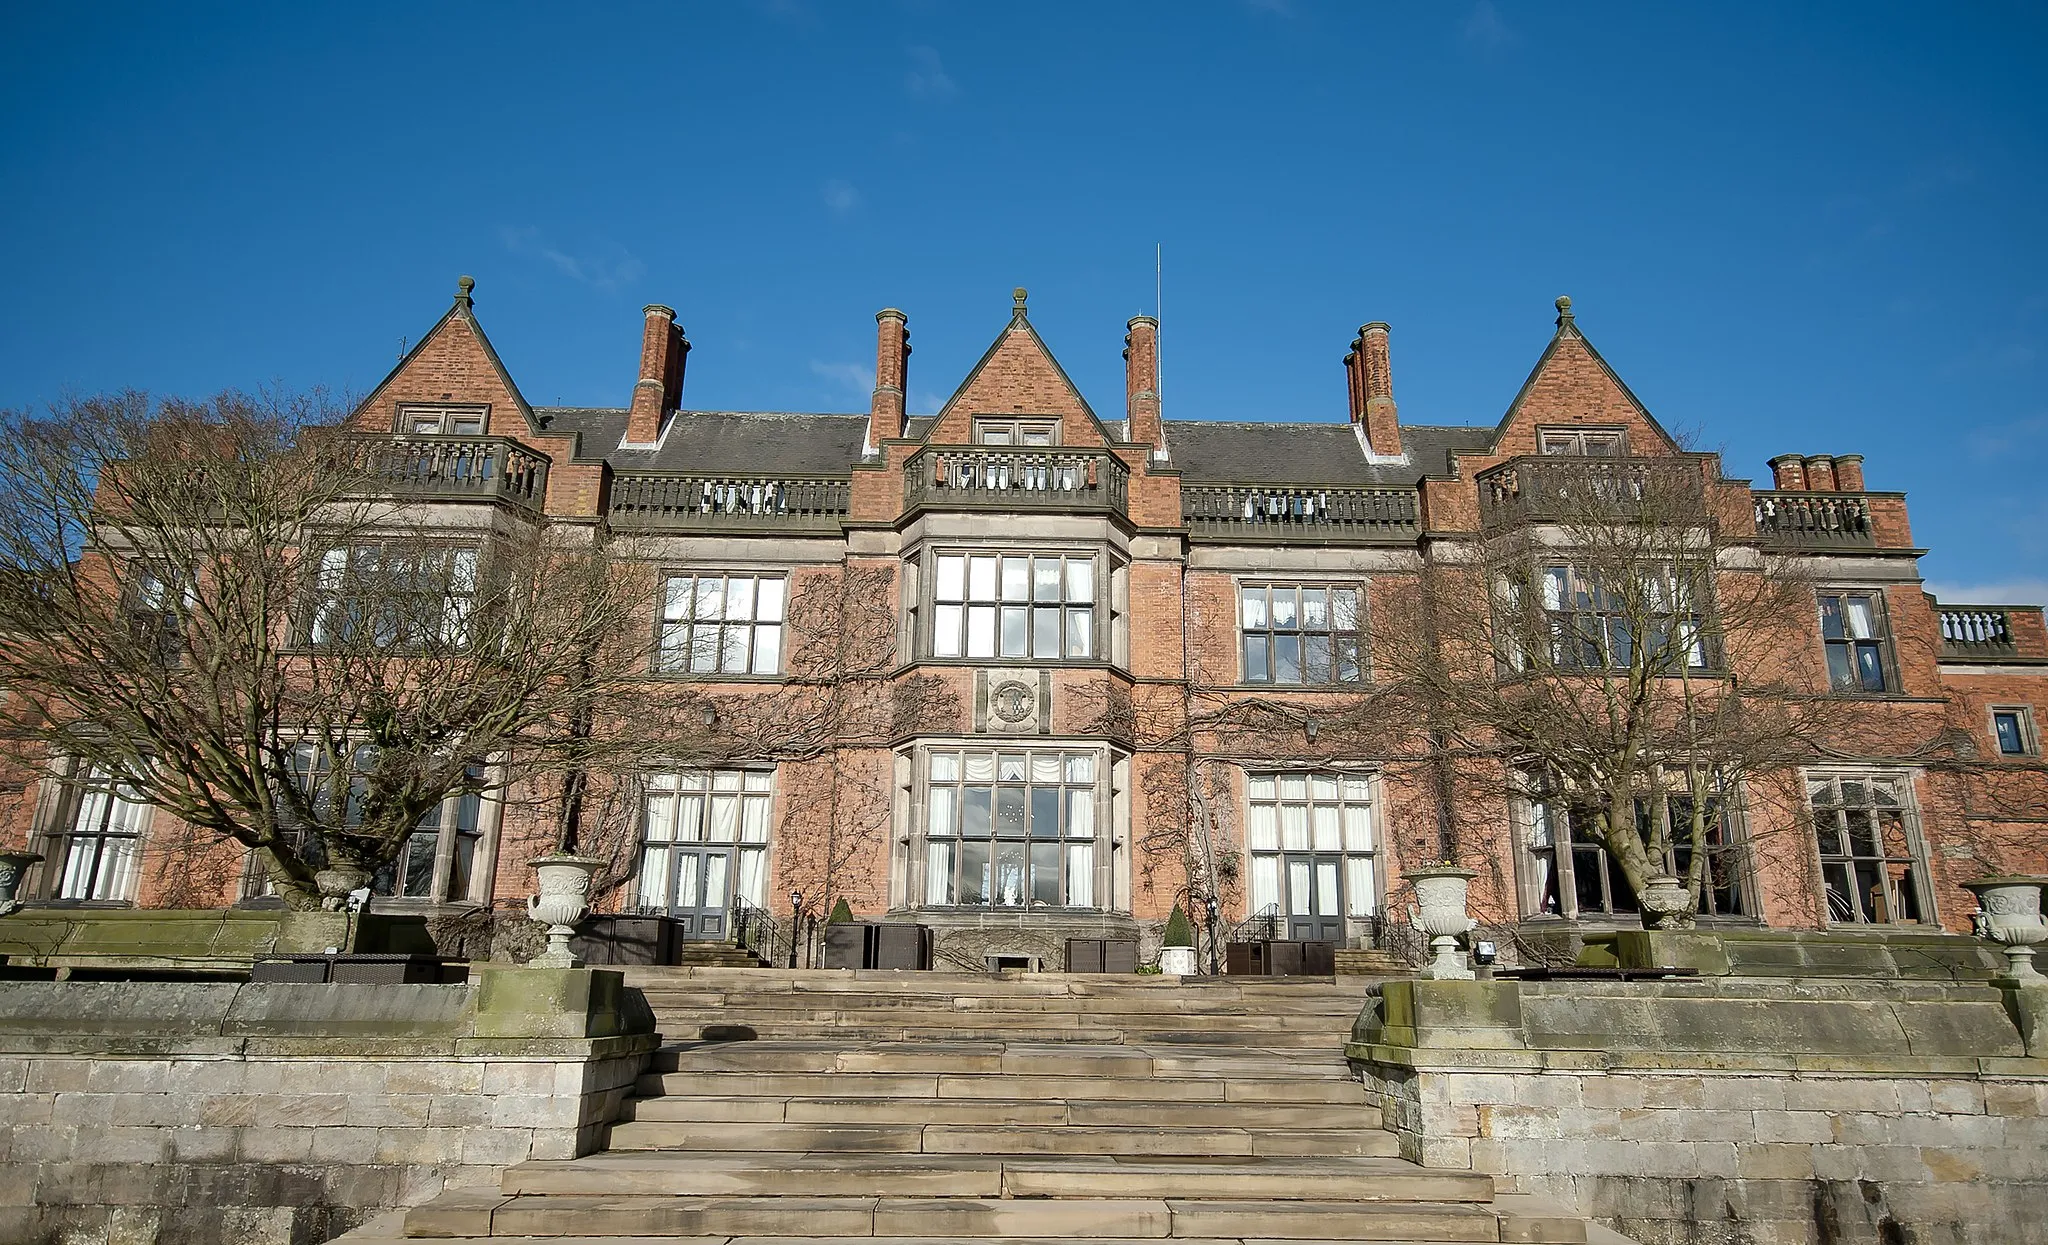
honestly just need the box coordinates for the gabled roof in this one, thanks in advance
[920,290,1123,446]
[1486,297,1681,455]
[352,277,538,434]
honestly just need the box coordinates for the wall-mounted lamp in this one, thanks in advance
[699,701,719,730]
[1304,715,1320,744]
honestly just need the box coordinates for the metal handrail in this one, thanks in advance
[1229,903,1283,944]
[729,894,784,967]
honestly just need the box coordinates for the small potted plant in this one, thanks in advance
[1159,906,1198,976]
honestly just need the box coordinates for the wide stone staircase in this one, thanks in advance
[364,968,1608,1244]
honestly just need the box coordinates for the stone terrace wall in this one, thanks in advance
[0,968,656,1245]
[1348,975,2048,1245]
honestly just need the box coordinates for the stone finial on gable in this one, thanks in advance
[455,275,475,310]
[1555,294,1574,327]
[1013,287,1029,320]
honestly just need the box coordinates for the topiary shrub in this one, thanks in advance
[1162,906,1195,948]
[827,897,855,925]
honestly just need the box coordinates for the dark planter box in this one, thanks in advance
[571,915,684,966]
[1065,937,1139,973]
[1224,939,1335,977]
[823,922,932,970]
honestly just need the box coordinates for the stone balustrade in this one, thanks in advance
[1752,490,1877,546]
[903,446,1128,517]
[344,435,551,511]
[1476,456,1704,529]
[606,473,851,531]
[1181,484,1420,542]
[1937,605,2017,658]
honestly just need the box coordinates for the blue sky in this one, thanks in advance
[2,2,2043,603]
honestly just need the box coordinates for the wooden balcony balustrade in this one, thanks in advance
[903,446,1128,517]
[607,473,852,531]
[344,435,551,510]
[1752,491,1877,547]
[1182,484,1420,542]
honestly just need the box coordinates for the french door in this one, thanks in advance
[1283,852,1345,942]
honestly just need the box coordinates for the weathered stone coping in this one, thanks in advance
[0,906,435,972]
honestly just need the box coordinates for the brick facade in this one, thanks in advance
[6,279,2044,968]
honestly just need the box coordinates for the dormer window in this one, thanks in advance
[975,418,1059,446]
[1539,427,1625,457]
[403,405,487,436]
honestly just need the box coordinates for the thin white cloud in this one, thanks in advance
[908,390,947,416]
[809,360,875,395]
[1965,414,2048,459]
[905,45,958,100]
[823,179,862,215]
[1462,1,1512,50]
[499,227,644,292]
[1924,580,2048,609]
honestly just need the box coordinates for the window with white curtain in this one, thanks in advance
[922,748,1099,908]
[636,769,774,910]
[1244,772,1377,919]
[930,552,1095,660]
[657,573,787,675]
[52,764,148,902]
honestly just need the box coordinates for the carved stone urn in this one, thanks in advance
[527,854,606,969]
[1405,865,1479,981]
[1962,875,2048,982]
[1638,874,1697,931]
[0,851,43,917]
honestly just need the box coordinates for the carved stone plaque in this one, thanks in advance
[974,670,1051,735]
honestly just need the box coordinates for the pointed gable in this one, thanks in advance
[919,288,1116,447]
[346,276,537,437]
[1486,296,1681,458]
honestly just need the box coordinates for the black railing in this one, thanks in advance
[730,895,786,968]
[1230,903,1283,944]
[904,446,1128,517]
[1476,456,1703,529]
[1182,484,1420,542]
[1937,606,2017,659]
[344,435,551,511]
[1752,491,1876,547]
[608,473,852,531]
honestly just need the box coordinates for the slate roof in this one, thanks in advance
[533,406,1493,485]
[1162,421,1493,485]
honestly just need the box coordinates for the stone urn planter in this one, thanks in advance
[1963,875,2048,981]
[1638,874,1697,931]
[527,854,606,969]
[1405,865,1478,981]
[0,850,43,917]
[1158,946,1198,976]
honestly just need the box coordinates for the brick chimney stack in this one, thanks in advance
[1803,455,1839,492]
[867,308,911,452]
[1124,316,1163,457]
[1767,455,1807,491]
[1354,322,1402,459]
[625,304,688,445]
[1834,454,1865,491]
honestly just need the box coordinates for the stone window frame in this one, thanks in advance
[972,417,1061,446]
[1241,767,1382,924]
[1815,587,1899,695]
[1537,426,1628,457]
[1804,768,1936,927]
[908,546,1124,667]
[1509,770,1757,925]
[398,403,489,436]
[1234,580,1368,686]
[33,758,152,905]
[897,740,1128,916]
[1990,705,2039,757]
[630,765,777,916]
[300,540,482,652]
[1532,561,1717,675]
[652,569,790,679]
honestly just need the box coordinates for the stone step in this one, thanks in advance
[622,1095,1363,1130]
[649,1042,1358,1081]
[406,1193,1510,1240]
[633,990,1367,1016]
[605,1121,1401,1158]
[500,1153,1488,1203]
[639,1071,1370,1105]
[648,1022,1351,1048]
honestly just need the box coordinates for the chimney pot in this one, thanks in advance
[1833,453,1866,491]
[1124,315,1162,455]
[625,304,687,445]
[1355,321,1402,459]
[1767,454,1808,491]
[867,308,911,450]
[1803,454,1838,492]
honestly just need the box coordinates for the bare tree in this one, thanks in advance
[1358,455,1848,929]
[0,392,659,910]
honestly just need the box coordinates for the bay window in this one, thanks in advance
[922,748,1100,908]
[930,552,1096,661]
